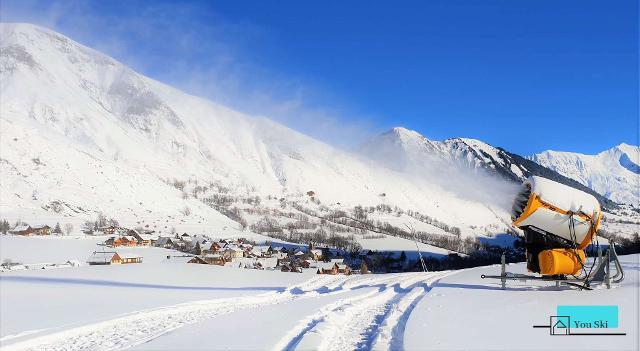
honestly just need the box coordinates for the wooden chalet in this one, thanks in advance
[222,247,244,261]
[155,237,174,248]
[317,262,350,275]
[281,264,302,273]
[188,256,208,264]
[113,236,138,247]
[10,224,34,236]
[31,224,51,235]
[87,252,122,265]
[209,242,222,252]
[99,225,118,235]
[318,263,339,275]
[309,249,323,261]
[337,263,351,275]
[202,254,226,266]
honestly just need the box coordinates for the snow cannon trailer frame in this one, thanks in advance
[481,243,624,290]
[481,176,624,290]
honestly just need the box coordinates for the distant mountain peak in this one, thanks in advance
[530,144,638,205]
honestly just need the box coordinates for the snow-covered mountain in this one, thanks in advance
[0,23,519,242]
[530,144,639,205]
[359,127,616,208]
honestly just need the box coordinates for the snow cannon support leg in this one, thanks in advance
[605,249,611,289]
[500,253,506,290]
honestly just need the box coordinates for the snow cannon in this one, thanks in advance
[481,176,623,290]
[511,176,601,276]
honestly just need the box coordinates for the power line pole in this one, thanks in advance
[405,224,427,272]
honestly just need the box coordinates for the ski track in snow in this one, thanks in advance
[3,272,450,351]
[272,271,451,351]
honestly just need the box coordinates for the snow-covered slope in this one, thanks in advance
[0,23,515,239]
[530,144,639,205]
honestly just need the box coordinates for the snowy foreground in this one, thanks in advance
[0,254,637,350]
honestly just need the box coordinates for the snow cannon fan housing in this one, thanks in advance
[511,176,602,276]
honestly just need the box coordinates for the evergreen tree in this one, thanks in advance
[194,241,202,255]
[0,220,9,234]
[53,222,62,234]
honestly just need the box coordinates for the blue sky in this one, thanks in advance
[1,0,637,154]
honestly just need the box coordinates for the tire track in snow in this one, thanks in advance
[272,271,451,351]
[1,273,431,351]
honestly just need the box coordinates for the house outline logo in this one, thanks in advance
[550,316,570,335]
[533,305,626,336]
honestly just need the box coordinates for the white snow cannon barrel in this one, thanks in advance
[511,176,602,276]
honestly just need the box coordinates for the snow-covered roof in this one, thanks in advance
[156,237,173,245]
[87,252,118,263]
[11,224,31,232]
[138,234,157,240]
[310,249,322,255]
[31,224,50,230]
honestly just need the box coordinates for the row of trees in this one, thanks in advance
[81,213,119,234]
[600,232,640,255]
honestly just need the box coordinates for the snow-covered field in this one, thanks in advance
[0,235,181,265]
[1,244,637,351]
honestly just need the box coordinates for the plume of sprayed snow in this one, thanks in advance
[358,134,520,213]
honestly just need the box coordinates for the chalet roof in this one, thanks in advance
[337,264,348,269]
[310,249,322,255]
[224,247,243,252]
[294,251,305,256]
[137,234,157,241]
[87,252,119,263]
[11,224,31,232]
[123,236,137,241]
[156,237,173,245]
[32,224,50,230]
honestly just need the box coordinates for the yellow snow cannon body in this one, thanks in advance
[511,176,601,276]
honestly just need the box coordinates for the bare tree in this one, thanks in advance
[64,223,74,236]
